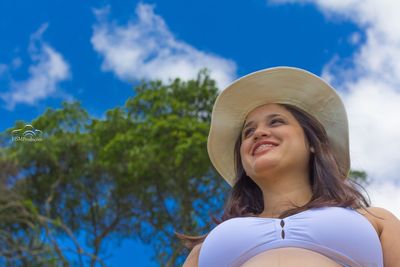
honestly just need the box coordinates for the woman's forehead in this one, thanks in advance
[245,103,290,121]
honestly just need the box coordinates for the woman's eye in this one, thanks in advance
[243,128,254,137]
[271,118,284,125]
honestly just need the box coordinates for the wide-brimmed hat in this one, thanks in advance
[207,66,349,186]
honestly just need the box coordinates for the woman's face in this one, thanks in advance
[239,103,311,180]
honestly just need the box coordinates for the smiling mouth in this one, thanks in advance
[253,143,278,156]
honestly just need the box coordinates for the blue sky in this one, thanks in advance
[2,0,400,266]
[0,0,361,133]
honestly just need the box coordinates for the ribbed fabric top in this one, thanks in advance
[199,207,383,267]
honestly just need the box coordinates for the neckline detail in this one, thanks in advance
[255,208,316,220]
[253,206,355,220]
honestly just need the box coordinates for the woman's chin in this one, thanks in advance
[251,159,280,175]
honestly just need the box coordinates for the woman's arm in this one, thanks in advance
[182,243,202,267]
[371,207,400,267]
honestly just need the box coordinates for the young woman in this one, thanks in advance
[181,67,400,267]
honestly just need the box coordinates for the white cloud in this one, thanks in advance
[270,0,400,218]
[348,32,361,45]
[0,24,71,110]
[91,3,237,88]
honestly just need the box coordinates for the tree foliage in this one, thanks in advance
[0,70,229,266]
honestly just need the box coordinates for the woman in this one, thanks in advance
[181,67,400,267]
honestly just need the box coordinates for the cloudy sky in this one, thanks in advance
[1,0,400,266]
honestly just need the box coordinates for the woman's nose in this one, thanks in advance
[253,127,271,141]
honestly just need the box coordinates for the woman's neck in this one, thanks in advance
[256,172,312,218]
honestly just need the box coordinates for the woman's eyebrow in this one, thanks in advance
[242,113,284,131]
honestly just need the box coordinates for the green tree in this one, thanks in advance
[0,70,229,266]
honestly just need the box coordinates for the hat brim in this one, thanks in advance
[207,67,350,186]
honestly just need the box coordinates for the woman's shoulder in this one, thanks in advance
[362,207,400,267]
[182,243,202,267]
[356,206,399,237]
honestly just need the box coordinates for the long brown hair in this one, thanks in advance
[177,103,374,248]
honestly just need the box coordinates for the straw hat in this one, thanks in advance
[207,66,349,186]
